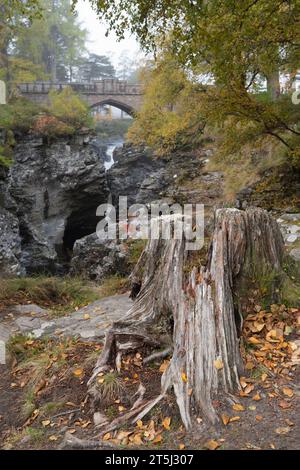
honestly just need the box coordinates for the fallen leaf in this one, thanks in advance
[232,404,245,411]
[221,414,230,425]
[279,400,291,409]
[214,358,223,370]
[205,439,220,450]
[49,435,58,441]
[255,415,263,422]
[275,427,290,435]
[252,394,261,401]
[179,444,185,450]
[98,378,105,384]
[118,406,125,412]
[136,420,143,429]
[103,433,111,441]
[229,416,240,422]
[181,372,188,383]
[153,435,162,444]
[83,313,90,320]
[73,368,83,377]
[261,373,268,382]
[42,420,51,427]
[249,405,256,411]
[282,387,294,398]
[162,417,171,430]
[159,360,169,373]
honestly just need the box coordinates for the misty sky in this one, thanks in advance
[76,0,143,69]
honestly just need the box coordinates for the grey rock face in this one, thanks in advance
[6,135,109,273]
[70,232,131,281]
[0,207,24,276]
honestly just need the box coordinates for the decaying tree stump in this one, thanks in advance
[88,207,285,429]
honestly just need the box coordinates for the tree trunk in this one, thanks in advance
[267,69,281,101]
[88,208,285,429]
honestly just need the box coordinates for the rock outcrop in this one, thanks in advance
[0,207,24,276]
[70,232,131,281]
[1,134,109,274]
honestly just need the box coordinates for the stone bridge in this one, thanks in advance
[17,79,143,116]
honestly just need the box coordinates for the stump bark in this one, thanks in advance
[88,207,285,429]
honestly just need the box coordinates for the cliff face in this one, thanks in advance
[0,135,222,278]
[0,134,109,275]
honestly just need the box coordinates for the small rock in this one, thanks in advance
[93,412,108,427]
[290,248,300,262]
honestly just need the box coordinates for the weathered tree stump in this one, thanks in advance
[88,207,285,429]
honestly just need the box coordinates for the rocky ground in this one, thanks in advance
[0,289,299,451]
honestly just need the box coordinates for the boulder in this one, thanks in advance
[70,232,131,281]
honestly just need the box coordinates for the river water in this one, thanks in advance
[104,138,124,171]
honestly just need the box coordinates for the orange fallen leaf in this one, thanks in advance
[73,368,83,377]
[159,360,170,373]
[229,416,240,422]
[279,400,291,409]
[255,415,263,422]
[221,414,230,426]
[179,444,185,450]
[103,433,111,441]
[252,394,261,401]
[153,435,162,444]
[162,417,171,430]
[282,387,294,398]
[205,439,220,450]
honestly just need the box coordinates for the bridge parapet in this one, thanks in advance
[17,79,142,96]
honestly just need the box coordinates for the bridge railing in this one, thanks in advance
[17,79,142,95]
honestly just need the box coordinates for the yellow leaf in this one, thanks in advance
[118,406,126,412]
[261,373,268,382]
[229,416,240,422]
[98,378,105,384]
[179,444,185,450]
[282,387,294,398]
[248,336,261,345]
[214,358,223,370]
[136,420,143,428]
[181,372,188,383]
[73,368,83,377]
[221,414,230,425]
[84,313,90,320]
[205,439,220,450]
[103,433,111,441]
[49,435,58,441]
[232,404,245,411]
[42,420,51,427]
[162,417,171,430]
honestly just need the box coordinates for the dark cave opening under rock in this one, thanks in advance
[60,207,101,265]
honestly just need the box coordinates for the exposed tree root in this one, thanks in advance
[88,208,285,430]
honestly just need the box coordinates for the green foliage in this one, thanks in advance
[128,51,206,154]
[48,87,93,130]
[0,97,41,132]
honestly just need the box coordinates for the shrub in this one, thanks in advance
[0,98,41,133]
[48,87,93,130]
[32,114,75,138]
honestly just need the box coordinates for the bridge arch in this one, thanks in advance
[90,98,136,117]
